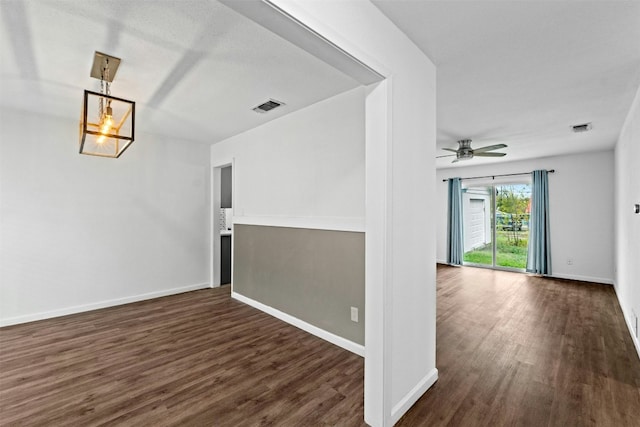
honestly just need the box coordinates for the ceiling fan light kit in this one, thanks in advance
[79,52,135,158]
[439,139,507,163]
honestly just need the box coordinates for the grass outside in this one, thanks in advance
[464,232,528,269]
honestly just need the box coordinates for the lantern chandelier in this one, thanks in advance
[79,52,135,158]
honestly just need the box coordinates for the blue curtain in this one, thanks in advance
[447,178,464,265]
[527,170,552,274]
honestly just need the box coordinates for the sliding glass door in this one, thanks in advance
[462,182,531,270]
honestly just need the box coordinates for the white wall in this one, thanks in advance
[614,84,640,357]
[437,150,615,284]
[0,109,210,326]
[265,2,438,426]
[210,86,365,229]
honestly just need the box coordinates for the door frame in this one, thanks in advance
[210,158,234,289]
[462,181,531,272]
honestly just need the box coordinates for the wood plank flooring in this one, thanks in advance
[398,265,640,426]
[0,286,365,426]
[1,266,639,426]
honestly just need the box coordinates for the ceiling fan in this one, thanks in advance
[437,139,507,163]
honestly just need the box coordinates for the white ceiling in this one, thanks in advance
[0,0,360,144]
[373,0,640,168]
[2,1,639,166]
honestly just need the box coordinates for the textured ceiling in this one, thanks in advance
[373,0,640,168]
[0,0,360,144]
[2,0,639,165]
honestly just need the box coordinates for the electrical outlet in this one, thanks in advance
[566,258,573,265]
[350,307,359,323]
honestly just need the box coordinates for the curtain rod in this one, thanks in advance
[442,169,555,182]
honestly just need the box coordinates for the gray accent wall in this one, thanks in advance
[233,224,365,345]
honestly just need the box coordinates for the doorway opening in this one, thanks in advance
[219,165,232,285]
[463,182,532,271]
[211,162,233,288]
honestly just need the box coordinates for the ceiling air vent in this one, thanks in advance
[252,99,285,114]
[572,122,592,133]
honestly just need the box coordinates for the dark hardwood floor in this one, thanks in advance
[0,286,365,426]
[398,265,640,426]
[1,266,639,426]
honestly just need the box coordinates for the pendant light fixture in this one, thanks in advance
[79,51,135,158]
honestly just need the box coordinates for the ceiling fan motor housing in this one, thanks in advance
[457,139,473,160]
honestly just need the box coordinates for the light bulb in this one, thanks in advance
[100,105,114,134]
[101,115,113,134]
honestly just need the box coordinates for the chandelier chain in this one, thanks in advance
[98,59,112,122]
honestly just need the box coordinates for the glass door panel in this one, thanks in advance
[462,182,531,271]
[462,186,494,266]
[495,184,531,269]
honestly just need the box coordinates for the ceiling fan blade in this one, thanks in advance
[442,148,458,153]
[451,158,459,163]
[436,154,456,158]
[474,152,506,157]
[473,144,507,153]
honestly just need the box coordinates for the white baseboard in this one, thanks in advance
[623,311,640,361]
[390,368,439,425]
[231,291,365,357]
[612,284,640,361]
[550,273,613,285]
[0,282,211,327]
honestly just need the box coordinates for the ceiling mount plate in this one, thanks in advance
[90,51,121,82]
